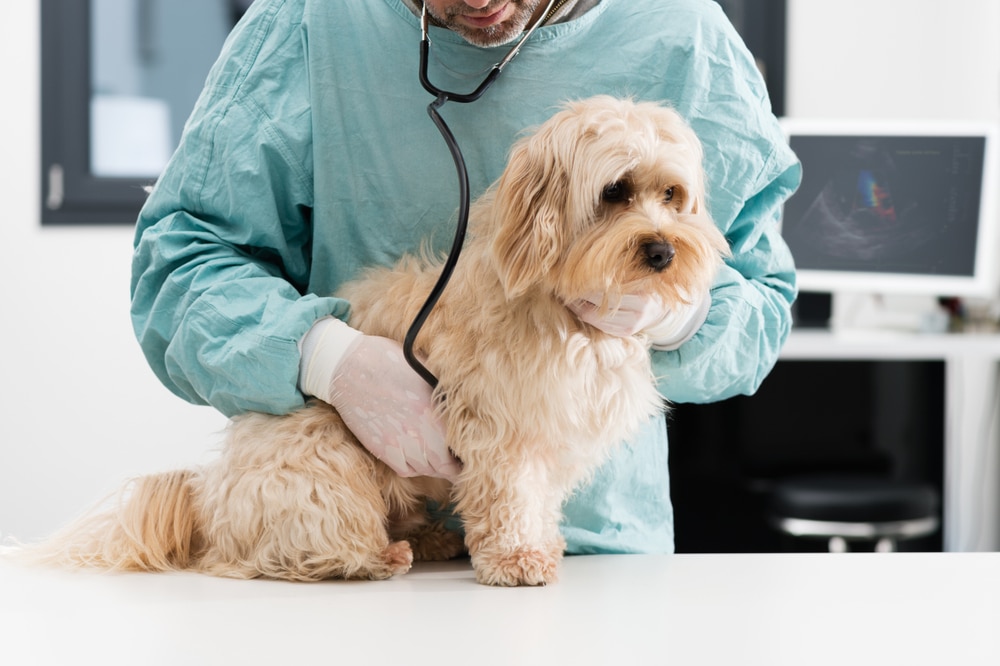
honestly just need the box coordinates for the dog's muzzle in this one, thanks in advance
[643,241,675,271]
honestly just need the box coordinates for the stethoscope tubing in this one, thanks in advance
[404,2,556,388]
[401,92,472,388]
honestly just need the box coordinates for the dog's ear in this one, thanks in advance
[665,113,708,217]
[489,137,567,299]
[680,147,707,218]
[685,183,705,216]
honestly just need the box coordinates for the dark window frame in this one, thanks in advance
[716,0,788,116]
[41,0,154,225]
[40,0,786,226]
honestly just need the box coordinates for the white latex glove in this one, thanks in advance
[567,293,670,337]
[299,317,462,481]
[567,290,711,351]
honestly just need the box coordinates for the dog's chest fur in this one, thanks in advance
[339,245,664,491]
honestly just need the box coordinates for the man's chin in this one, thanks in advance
[454,24,525,48]
[430,2,540,48]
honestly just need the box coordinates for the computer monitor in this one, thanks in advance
[779,119,999,298]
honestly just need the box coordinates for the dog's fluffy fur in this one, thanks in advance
[20,97,728,586]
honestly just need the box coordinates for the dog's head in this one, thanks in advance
[488,96,730,313]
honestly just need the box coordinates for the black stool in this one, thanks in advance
[768,476,940,552]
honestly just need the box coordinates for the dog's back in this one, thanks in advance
[337,254,447,345]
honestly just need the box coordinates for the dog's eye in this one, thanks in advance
[602,181,629,203]
[664,186,676,204]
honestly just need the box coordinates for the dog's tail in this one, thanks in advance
[6,470,202,573]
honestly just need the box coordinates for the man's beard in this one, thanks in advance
[428,1,544,48]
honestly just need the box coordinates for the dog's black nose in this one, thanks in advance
[643,241,675,271]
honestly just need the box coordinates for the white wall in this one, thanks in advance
[0,1,227,542]
[2,1,998,543]
[786,0,1000,122]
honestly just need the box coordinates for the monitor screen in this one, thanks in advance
[779,120,999,297]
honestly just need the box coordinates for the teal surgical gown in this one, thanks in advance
[131,0,801,554]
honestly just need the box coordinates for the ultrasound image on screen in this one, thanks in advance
[782,135,985,277]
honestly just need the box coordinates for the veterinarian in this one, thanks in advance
[131,0,800,554]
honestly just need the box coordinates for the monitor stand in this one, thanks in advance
[830,293,951,335]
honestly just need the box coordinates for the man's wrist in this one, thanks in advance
[298,316,363,402]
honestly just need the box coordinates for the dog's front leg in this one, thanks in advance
[456,453,565,586]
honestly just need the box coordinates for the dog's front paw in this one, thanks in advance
[472,547,561,587]
[379,540,414,577]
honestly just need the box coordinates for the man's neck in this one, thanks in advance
[531,1,552,24]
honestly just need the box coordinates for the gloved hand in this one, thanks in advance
[567,293,670,337]
[566,290,711,350]
[299,317,462,480]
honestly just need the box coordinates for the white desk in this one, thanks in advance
[2,554,998,665]
[782,330,1000,551]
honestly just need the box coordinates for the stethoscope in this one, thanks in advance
[403,1,556,388]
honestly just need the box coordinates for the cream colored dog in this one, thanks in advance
[26,96,728,586]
